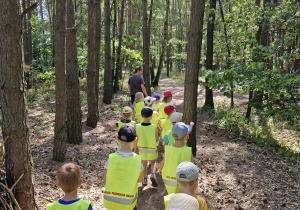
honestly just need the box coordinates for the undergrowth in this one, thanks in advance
[211,100,300,162]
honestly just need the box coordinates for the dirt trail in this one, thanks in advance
[30,78,299,209]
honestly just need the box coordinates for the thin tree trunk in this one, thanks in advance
[87,0,101,127]
[204,0,217,109]
[152,0,169,87]
[53,0,67,161]
[142,0,152,95]
[27,0,32,64]
[66,0,82,144]
[103,0,113,104]
[0,1,35,208]
[46,0,52,24]
[183,0,206,156]
[112,0,116,91]
[166,1,172,77]
[114,0,126,92]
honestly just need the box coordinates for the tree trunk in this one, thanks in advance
[94,0,101,118]
[0,1,35,208]
[87,0,101,127]
[166,0,172,77]
[152,0,169,87]
[114,0,126,92]
[66,0,82,144]
[204,0,217,109]
[183,0,206,156]
[112,0,116,92]
[27,0,32,64]
[103,0,113,104]
[142,0,152,95]
[53,0,67,161]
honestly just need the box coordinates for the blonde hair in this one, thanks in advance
[172,133,186,141]
[162,96,172,103]
[177,179,197,188]
[57,163,81,193]
[135,92,144,102]
[122,112,132,119]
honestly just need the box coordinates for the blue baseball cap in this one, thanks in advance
[141,107,153,118]
[154,94,161,100]
[172,122,192,139]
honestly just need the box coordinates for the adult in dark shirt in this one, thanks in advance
[128,66,148,103]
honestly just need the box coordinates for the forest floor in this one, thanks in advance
[9,78,300,209]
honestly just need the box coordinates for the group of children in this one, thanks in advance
[47,90,208,210]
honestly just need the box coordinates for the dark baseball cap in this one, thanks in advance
[141,107,154,118]
[118,124,137,142]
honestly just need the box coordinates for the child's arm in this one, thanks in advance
[132,109,136,121]
[155,128,159,142]
[134,136,138,154]
[158,155,165,175]
[191,153,194,162]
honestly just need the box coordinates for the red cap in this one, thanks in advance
[164,90,172,97]
[164,105,175,115]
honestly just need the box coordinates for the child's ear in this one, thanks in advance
[79,178,83,186]
[117,137,121,143]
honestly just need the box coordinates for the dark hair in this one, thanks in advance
[134,66,142,73]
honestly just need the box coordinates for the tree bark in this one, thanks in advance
[142,0,152,95]
[204,0,217,109]
[87,0,101,127]
[66,0,82,144]
[0,1,35,208]
[53,0,67,161]
[183,0,205,156]
[103,0,113,104]
[114,0,126,92]
[152,0,169,87]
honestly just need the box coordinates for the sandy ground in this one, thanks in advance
[25,78,300,209]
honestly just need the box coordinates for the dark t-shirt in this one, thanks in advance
[128,75,145,95]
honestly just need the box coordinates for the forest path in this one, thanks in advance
[31,78,300,209]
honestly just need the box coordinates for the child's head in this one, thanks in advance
[122,106,133,119]
[118,124,137,143]
[162,90,172,103]
[135,92,144,102]
[176,161,199,192]
[154,94,161,103]
[141,107,153,120]
[170,112,183,124]
[57,163,82,193]
[172,122,192,141]
[164,105,176,117]
[144,96,155,107]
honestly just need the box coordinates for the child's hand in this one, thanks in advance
[134,149,139,154]
[157,169,161,175]
[190,121,194,127]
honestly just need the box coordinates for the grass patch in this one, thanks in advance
[214,101,300,162]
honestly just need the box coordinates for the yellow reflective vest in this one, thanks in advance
[136,124,158,160]
[46,200,92,210]
[153,102,162,111]
[116,121,136,151]
[164,130,187,147]
[141,110,158,128]
[158,102,172,119]
[162,146,192,194]
[104,153,141,210]
[134,101,144,123]
[159,118,173,139]
[163,193,175,209]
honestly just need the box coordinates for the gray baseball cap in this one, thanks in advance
[176,161,199,182]
[172,122,192,139]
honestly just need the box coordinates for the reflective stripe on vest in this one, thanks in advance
[138,148,157,154]
[162,146,192,194]
[158,102,172,119]
[103,192,138,205]
[104,153,141,210]
[46,200,92,210]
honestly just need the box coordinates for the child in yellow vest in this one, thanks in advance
[158,90,173,119]
[104,124,143,210]
[159,122,193,194]
[135,107,159,187]
[132,92,145,123]
[159,105,176,139]
[164,162,208,210]
[163,112,194,147]
[143,96,159,131]
[113,106,136,150]
[46,163,92,210]
[153,94,162,111]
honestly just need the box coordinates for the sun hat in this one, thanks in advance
[141,107,154,118]
[170,112,183,123]
[154,94,161,100]
[164,90,172,97]
[164,105,175,115]
[167,193,199,210]
[172,122,192,139]
[176,162,200,182]
[118,124,137,142]
[122,106,133,114]
[144,96,156,106]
